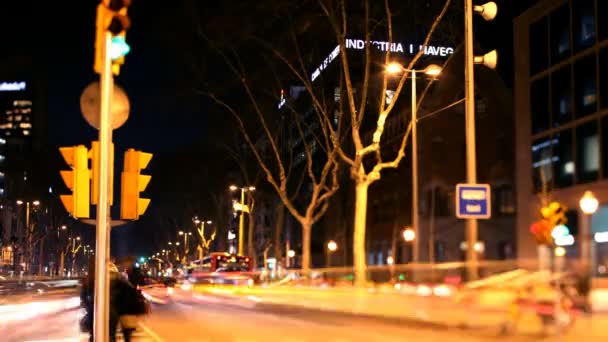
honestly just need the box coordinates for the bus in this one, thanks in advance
[186,253,253,285]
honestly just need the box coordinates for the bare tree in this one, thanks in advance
[195,222,216,260]
[316,0,453,286]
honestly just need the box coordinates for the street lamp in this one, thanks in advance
[326,240,338,267]
[229,184,255,255]
[402,228,416,242]
[463,0,498,281]
[386,63,442,263]
[579,191,599,273]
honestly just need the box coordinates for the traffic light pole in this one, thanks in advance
[93,30,113,342]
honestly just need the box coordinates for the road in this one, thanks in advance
[5,291,608,342]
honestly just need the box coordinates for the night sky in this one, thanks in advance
[0,0,537,257]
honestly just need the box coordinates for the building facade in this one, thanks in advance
[515,0,608,275]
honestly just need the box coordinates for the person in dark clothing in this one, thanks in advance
[81,259,147,341]
[127,265,145,287]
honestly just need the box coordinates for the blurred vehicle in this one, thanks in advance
[186,253,253,286]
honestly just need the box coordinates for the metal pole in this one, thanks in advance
[238,188,245,255]
[93,30,113,342]
[464,0,479,281]
[411,70,419,263]
[581,213,591,269]
[25,203,30,273]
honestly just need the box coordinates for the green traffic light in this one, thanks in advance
[110,36,130,60]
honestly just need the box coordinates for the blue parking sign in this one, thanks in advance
[456,184,491,219]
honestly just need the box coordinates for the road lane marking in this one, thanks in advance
[138,322,165,342]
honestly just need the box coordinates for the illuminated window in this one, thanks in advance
[0,123,12,129]
[550,4,570,63]
[573,0,595,51]
[576,121,598,183]
[575,54,597,117]
[19,123,31,129]
[22,130,30,136]
[14,115,21,122]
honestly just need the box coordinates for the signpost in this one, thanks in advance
[456,184,491,219]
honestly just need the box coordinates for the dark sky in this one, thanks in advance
[1,0,207,154]
[0,0,538,257]
[0,0,537,152]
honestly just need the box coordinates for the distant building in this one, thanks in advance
[514,0,608,274]
[0,56,47,271]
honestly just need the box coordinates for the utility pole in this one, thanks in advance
[93,21,113,342]
[464,0,479,281]
[411,69,419,263]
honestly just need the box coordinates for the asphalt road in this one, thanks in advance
[5,292,607,342]
[140,298,497,342]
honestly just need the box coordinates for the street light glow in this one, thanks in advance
[287,250,295,258]
[229,185,238,191]
[327,240,338,252]
[206,220,212,225]
[248,186,256,191]
[16,200,23,205]
[386,62,402,74]
[423,64,443,77]
[61,225,67,230]
[579,191,599,215]
[32,200,40,206]
[402,228,416,242]
[179,231,184,235]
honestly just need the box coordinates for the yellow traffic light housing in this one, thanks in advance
[89,141,114,205]
[94,1,132,75]
[59,145,90,218]
[120,148,152,220]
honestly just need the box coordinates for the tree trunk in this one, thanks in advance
[301,220,312,277]
[247,208,256,269]
[353,181,369,287]
[59,252,65,277]
[274,203,285,261]
[38,237,44,276]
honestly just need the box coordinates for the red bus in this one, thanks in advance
[187,253,252,285]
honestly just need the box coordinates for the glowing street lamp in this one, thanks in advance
[579,191,599,271]
[402,228,416,242]
[230,185,256,255]
[327,240,338,252]
[386,63,442,264]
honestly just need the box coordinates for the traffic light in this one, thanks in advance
[94,0,132,75]
[530,220,552,245]
[89,141,114,205]
[120,148,152,220]
[59,145,90,218]
[540,201,568,228]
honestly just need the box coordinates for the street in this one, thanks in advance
[6,290,608,342]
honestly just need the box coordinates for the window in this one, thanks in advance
[530,17,549,75]
[551,66,572,127]
[599,0,608,41]
[566,210,579,237]
[550,4,571,63]
[494,185,515,215]
[531,77,550,133]
[553,129,574,187]
[576,121,599,183]
[532,137,554,191]
[573,0,596,51]
[600,48,608,109]
[602,117,608,178]
[574,54,597,117]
